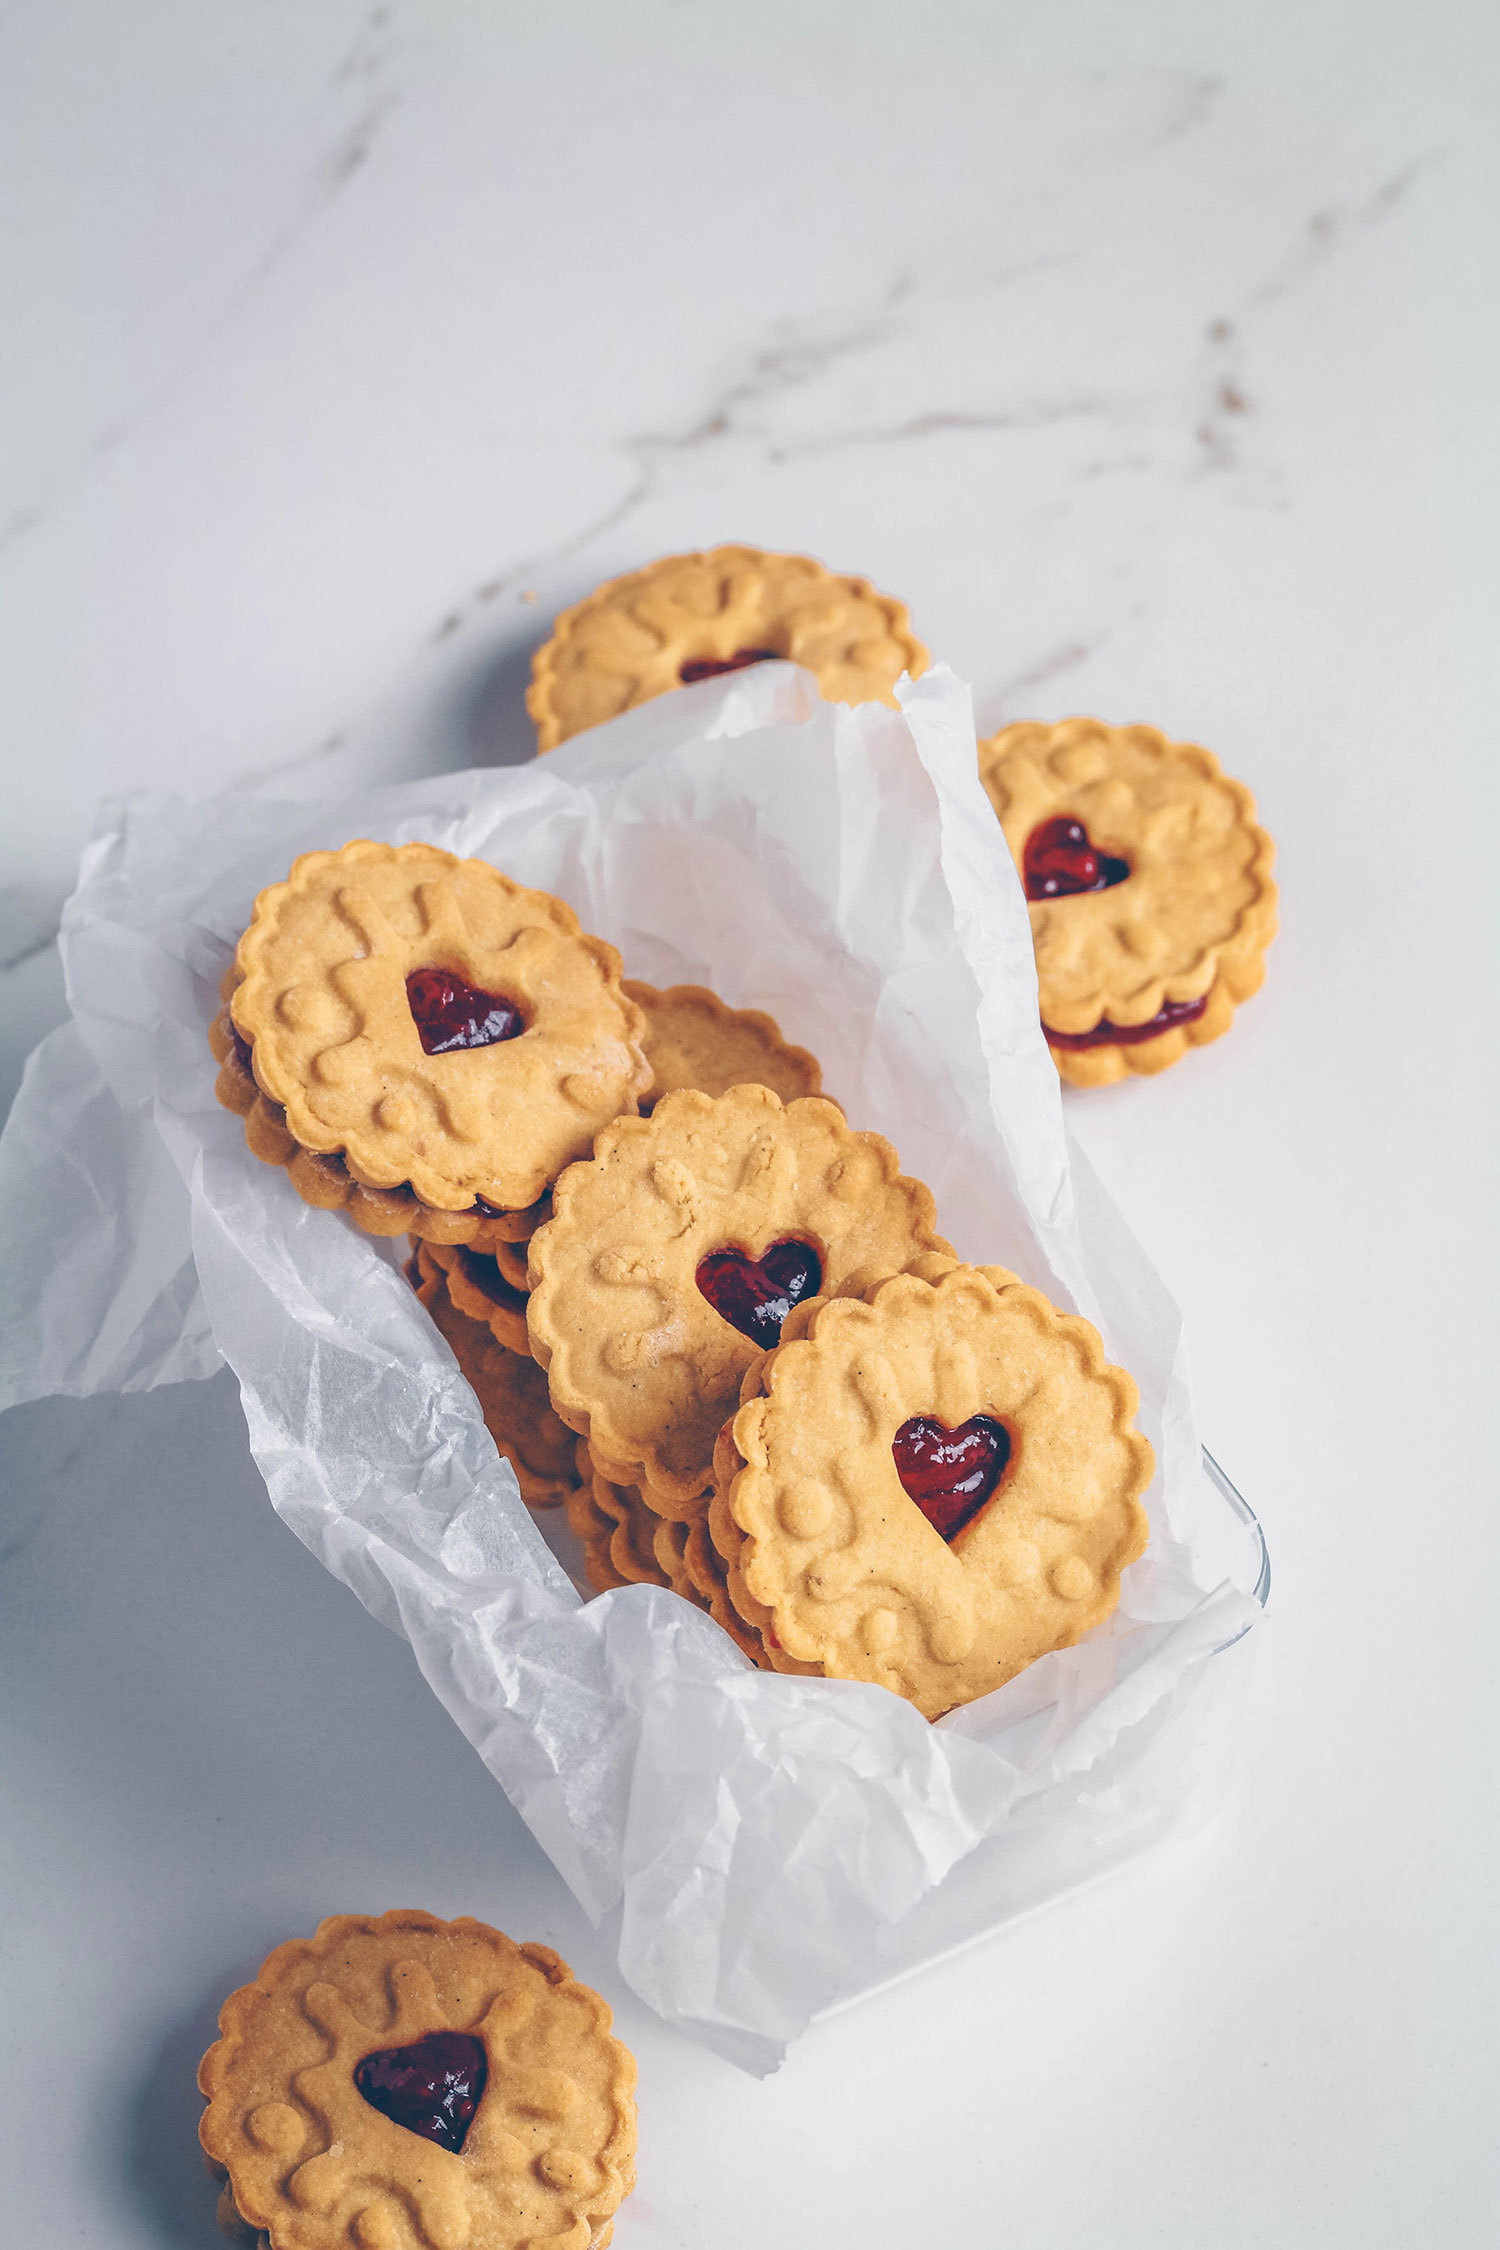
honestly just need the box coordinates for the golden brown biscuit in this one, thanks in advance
[588,1457,673,1590]
[408,1252,583,1510]
[625,980,823,1112]
[198,1909,636,2250]
[716,1262,1153,1719]
[682,1503,768,1664]
[216,840,650,1228]
[978,719,1277,1085]
[562,1448,629,1594]
[650,1514,695,1601]
[525,1085,950,1520]
[211,1000,550,1252]
[702,1255,1027,1677]
[527,545,929,749]
[417,1239,531,1358]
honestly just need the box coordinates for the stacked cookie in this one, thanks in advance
[215,837,1154,1721]
[210,839,649,1249]
[978,717,1278,1084]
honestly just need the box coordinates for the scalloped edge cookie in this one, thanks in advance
[716,1262,1153,1719]
[198,1909,636,2250]
[223,839,651,1214]
[416,1238,532,1357]
[977,718,1277,1084]
[210,992,551,1249]
[587,1454,673,1592]
[624,980,824,1112]
[700,1256,1023,1678]
[527,545,929,750]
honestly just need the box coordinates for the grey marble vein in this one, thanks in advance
[0,4,406,560]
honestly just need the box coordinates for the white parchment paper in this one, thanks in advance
[0,664,1257,2071]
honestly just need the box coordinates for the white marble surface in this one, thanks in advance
[2,3,1497,2244]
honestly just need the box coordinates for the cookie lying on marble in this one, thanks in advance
[977,718,1278,1085]
[711,1258,1153,1718]
[198,1909,637,2250]
[211,839,651,1242]
[526,544,929,748]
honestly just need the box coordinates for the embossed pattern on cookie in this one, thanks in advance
[978,718,1277,1085]
[210,987,548,1252]
[198,1910,637,2250]
[525,1084,950,1517]
[527,545,929,749]
[720,1263,1153,1718]
[226,840,651,1214]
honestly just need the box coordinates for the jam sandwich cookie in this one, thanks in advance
[406,1251,584,1511]
[213,839,651,1238]
[713,1261,1153,1719]
[698,1254,1021,1676]
[414,1238,532,1357]
[527,545,929,750]
[589,1459,673,1590]
[199,1910,637,2250]
[525,1083,950,1520]
[625,980,824,1113]
[564,1457,675,1597]
[562,1462,632,1595]
[211,986,550,1254]
[977,719,1277,1086]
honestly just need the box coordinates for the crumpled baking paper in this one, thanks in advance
[0,663,1259,2072]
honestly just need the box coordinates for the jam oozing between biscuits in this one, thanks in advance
[1045,994,1209,1051]
[679,647,781,683]
[892,1414,1011,1542]
[406,968,524,1056]
[353,2030,487,2153]
[696,1241,822,1346]
[1023,816,1130,900]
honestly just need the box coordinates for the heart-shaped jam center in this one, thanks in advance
[353,2030,487,2153]
[892,1414,1011,1542]
[1023,816,1130,900]
[406,968,524,1056]
[696,1240,822,1346]
[679,646,781,683]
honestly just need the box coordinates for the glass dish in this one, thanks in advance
[821,1447,1269,2017]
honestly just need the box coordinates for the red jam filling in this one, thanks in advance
[353,2030,487,2153]
[679,647,781,683]
[406,969,523,1056]
[229,1023,254,1073]
[1023,815,1129,900]
[696,1240,822,1346]
[892,1414,1011,1542]
[1045,994,1208,1050]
